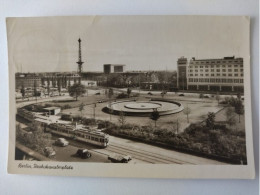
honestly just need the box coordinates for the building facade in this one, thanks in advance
[15,73,41,90]
[177,56,244,93]
[103,64,125,74]
[177,57,188,90]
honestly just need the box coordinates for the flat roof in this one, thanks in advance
[43,107,61,110]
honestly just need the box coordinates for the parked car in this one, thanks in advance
[108,154,132,163]
[179,94,185,96]
[55,138,69,147]
[147,92,153,95]
[98,100,104,103]
[44,147,56,157]
[204,95,210,98]
[95,92,101,95]
[76,148,92,159]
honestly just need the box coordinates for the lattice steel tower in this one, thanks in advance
[77,38,84,74]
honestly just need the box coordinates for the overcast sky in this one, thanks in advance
[7,16,249,73]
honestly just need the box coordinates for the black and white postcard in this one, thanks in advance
[7,15,255,178]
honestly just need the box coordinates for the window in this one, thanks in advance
[211,74,214,76]
[195,70,198,72]
[200,69,203,72]
[195,66,198,68]
[228,69,232,72]
[240,79,243,83]
[216,69,220,72]
[205,65,208,68]
[205,74,209,76]
[234,65,238,67]
[234,79,239,83]
[200,74,203,76]
[210,78,215,82]
[205,69,209,72]
[234,69,238,72]
[222,69,226,72]
[222,74,226,76]
[222,65,226,67]
[190,74,193,76]
[211,69,214,72]
[216,65,220,67]
[228,79,233,83]
[190,70,193,72]
[217,61,220,63]
[217,73,220,76]
[211,65,214,68]
[222,79,226,83]
[241,73,244,76]
[189,78,193,82]
[195,74,198,76]
[228,65,232,67]
[205,78,209,82]
[240,65,243,67]
[200,66,203,68]
[234,74,238,76]
[194,78,198,82]
[240,69,243,72]
[228,74,232,76]
[216,79,220,83]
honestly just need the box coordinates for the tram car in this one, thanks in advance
[17,108,36,121]
[47,122,109,148]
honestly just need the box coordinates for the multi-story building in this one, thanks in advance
[177,56,244,93]
[177,57,188,90]
[15,73,41,90]
[103,64,125,74]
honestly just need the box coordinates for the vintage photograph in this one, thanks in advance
[7,16,254,178]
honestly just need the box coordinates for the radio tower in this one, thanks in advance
[77,38,84,74]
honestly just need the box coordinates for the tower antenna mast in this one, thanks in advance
[77,38,84,74]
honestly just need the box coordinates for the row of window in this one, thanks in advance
[190,60,243,64]
[188,78,244,83]
[189,73,243,77]
[189,65,243,68]
[189,68,243,73]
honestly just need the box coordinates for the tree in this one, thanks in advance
[47,78,50,95]
[183,105,191,123]
[234,100,244,123]
[206,112,216,129]
[161,91,166,98]
[57,78,61,95]
[68,83,86,101]
[225,107,236,127]
[127,88,132,98]
[216,92,220,105]
[108,88,114,121]
[33,80,38,103]
[118,110,126,126]
[16,123,52,155]
[108,88,114,98]
[79,103,85,116]
[21,82,25,100]
[150,109,160,127]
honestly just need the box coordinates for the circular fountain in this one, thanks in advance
[104,99,184,117]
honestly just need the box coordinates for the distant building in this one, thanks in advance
[15,73,41,90]
[177,56,244,92]
[43,107,61,115]
[104,64,125,74]
[177,57,188,90]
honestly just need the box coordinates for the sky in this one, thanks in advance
[7,16,249,73]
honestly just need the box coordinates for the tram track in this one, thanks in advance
[105,143,195,164]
